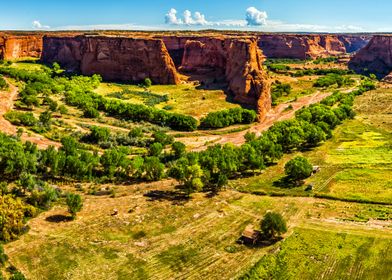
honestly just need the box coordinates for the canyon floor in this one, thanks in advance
[1,59,391,279]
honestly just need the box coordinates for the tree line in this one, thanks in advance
[168,78,375,194]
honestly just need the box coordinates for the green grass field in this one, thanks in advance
[95,83,241,119]
[241,227,392,280]
[232,88,392,204]
[2,61,391,280]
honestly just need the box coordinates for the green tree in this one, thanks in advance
[153,131,174,145]
[149,142,163,157]
[143,78,152,88]
[168,157,204,195]
[52,62,61,73]
[260,212,287,239]
[128,127,143,138]
[66,193,83,219]
[88,126,110,143]
[284,156,313,182]
[39,110,52,129]
[143,157,165,181]
[172,141,186,158]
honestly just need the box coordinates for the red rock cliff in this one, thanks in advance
[41,35,180,84]
[337,35,371,53]
[0,34,43,60]
[258,34,347,59]
[180,37,271,120]
[348,35,392,78]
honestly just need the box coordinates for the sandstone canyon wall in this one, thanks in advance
[0,34,43,60]
[180,37,271,119]
[257,34,371,59]
[349,35,392,78]
[257,34,347,59]
[337,35,372,53]
[41,35,180,84]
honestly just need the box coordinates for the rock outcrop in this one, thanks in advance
[180,37,271,119]
[258,34,347,59]
[0,34,43,60]
[348,35,392,78]
[41,35,180,84]
[156,36,192,67]
[337,35,371,53]
[226,39,271,119]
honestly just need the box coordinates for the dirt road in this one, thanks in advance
[183,91,333,151]
[0,81,60,149]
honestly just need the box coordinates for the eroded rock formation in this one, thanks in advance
[180,37,271,119]
[337,35,371,53]
[349,35,392,78]
[41,35,180,84]
[0,34,43,60]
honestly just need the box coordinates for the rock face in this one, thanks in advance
[180,37,271,119]
[0,34,43,60]
[41,35,180,84]
[349,36,392,78]
[157,36,191,67]
[226,39,271,119]
[258,34,347,59]
[257,34,371,59]
[337,35,371,53]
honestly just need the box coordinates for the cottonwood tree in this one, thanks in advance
[284,156,313,182]
[261,212,287,239]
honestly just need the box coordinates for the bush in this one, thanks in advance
[4,111,38,127]
[0,75,8,90]
[143,78,152,88]
[66,193,83,219]
[271,83,291,105]
[143,157,165,181]
[86,126,111,143]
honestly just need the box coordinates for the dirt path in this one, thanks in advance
[0,80,60,149]
[183,91,334,151]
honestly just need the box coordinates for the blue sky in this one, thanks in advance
[1,0,391,32]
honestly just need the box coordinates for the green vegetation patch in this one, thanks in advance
[240,227,392,280]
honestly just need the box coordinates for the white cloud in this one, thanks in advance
[165,8,182,25]
[32,20,50,29]
[246,7,268,26]
[165,8,210,26]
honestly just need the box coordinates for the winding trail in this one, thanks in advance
[183,91,334,151]
[0,80,60,149]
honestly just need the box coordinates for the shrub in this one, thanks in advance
[66,193,83,219]
[143,78,152,88]
[4,111,38,127]
[0,75,8,90]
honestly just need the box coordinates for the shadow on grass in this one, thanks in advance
[273,177,303,189]
[144,189,191,205]
[45,214,73,223]
[238,236,283,248]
